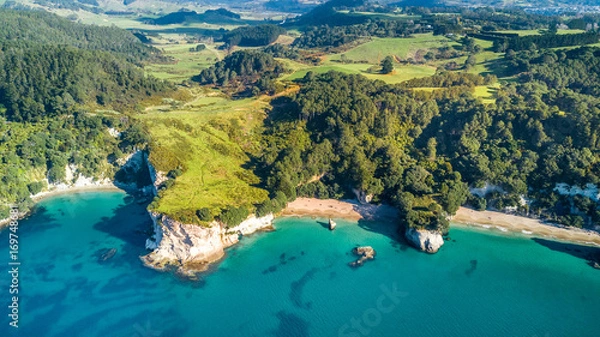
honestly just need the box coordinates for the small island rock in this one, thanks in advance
[329,218,336,230]
[349,246,376,267]
[405,228,444,253]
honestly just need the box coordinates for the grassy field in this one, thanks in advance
[473,84,500,104]
[327,34,459,64]
[337,11,421,21]
[138,88,271,218]
[146,43,224,82]
[497,29,587,36]
[282,61,437,84]
[279,34,451,84]
[413,84,500,104]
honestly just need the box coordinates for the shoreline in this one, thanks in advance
[4,190,600,249]
[452,207,600,247]
[0,183,122,229]
[282,197,398,221]
[30,183,121,202]
[283,198,600,247]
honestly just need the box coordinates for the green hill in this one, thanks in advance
[144,8,245,26]
[0,9,160,63]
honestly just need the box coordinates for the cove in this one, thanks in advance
[0,191,599,337]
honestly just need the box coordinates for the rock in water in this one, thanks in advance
[405,228,444,253]
[98,248,117,262]
[349,246,376,267]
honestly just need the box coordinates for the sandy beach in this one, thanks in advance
[283,198,600,247]
[30,183,121,202]
[453,207,600,247]
[0,183,122,228]
[282,197,398,221]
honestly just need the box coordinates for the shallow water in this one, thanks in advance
[0,191,599,337]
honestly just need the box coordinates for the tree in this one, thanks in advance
[438,178,469,214]
[427,138,437,161]
[196,208,213,222]
[219,205,249,227]
[464,55,477,70]
[27,181,46,195]
[120,125,149,151]
[381,56,394,74]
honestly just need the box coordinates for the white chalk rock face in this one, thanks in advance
[233,214,274,235]
[142,212,274,274]
[405,228,444,253]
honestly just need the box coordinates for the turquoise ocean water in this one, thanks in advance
[0,191,599,337]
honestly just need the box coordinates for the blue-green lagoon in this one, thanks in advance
[1,191,599,336]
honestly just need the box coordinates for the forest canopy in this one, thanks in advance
[221,24,287,48]
[193,50,285,95]
[0,43,172,122]
[0,8,171,217]
[0,9,161,63]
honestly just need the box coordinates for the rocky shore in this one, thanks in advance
[0,150,150,229]
[141,212,274,277]
[404,228,445,253]
[349,246,376,267]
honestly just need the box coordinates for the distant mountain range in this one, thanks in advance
[144,8,244,25]
[1,0,325,14]
[4,0,600,18]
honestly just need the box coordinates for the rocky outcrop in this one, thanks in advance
[145,156,167,196]
[113,150,156,196]
[405,228,444,253]
[142,212,274,276]
[349,246,376,267]
[352,188,373,204]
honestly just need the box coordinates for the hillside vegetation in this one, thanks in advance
[142,90,271,225]
[194,50,285,95]
[145,8,244,26]
[0,9,172,217]
[0,9,161,63]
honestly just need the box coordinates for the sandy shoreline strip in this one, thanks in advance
[453,207,600,247]
[30,184,121,202]
[0,183,122,228]
[4,189,600,248]
[282,197,398,221]
[284,198,600,247]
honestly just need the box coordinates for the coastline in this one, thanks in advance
[31,183,121,202]
[5,189,600,251]
[0,183,122,229]
[452,207,600,247]
[282,197,398,221]
[283,198,600,247]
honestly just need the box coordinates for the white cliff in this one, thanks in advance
[142,212,274,275]
[405,227,444,253]
[554,183,600,201]
[29,164,114,201]
[145,156,167,195]
[469,183,504,198]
